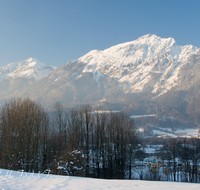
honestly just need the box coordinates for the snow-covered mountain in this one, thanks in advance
[77,34,199,97]
[1,34,200,125]
[0,57,56,81]
[0,57,56,100]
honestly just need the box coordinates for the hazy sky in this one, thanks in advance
[0,0,200,67]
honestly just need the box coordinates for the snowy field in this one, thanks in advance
[0,169,200,190]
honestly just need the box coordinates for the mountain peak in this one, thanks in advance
[134,34,176,47]
[0,58,56,81]
[19,57,46,68]
[137,33,156,40]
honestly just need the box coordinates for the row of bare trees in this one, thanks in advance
[51,103,138,178]
[0,98,138,179]
[160,138,200,183]
[129,137,200,182]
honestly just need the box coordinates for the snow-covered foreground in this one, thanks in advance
[0,169,199,190]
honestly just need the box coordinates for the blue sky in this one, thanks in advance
[0,0,200,67]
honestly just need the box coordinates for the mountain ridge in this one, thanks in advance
[76,34,199,98]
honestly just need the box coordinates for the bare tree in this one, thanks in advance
[190,138,200,183]
[53,102,67,149]
[167,138,178,181]
[81,104,93,177]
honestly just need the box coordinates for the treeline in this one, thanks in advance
[0,98,137,179]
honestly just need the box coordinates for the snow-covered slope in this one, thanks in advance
[0,168,199,190]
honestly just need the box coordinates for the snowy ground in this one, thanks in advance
[0,169,199,190]
[153,128,199,138]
